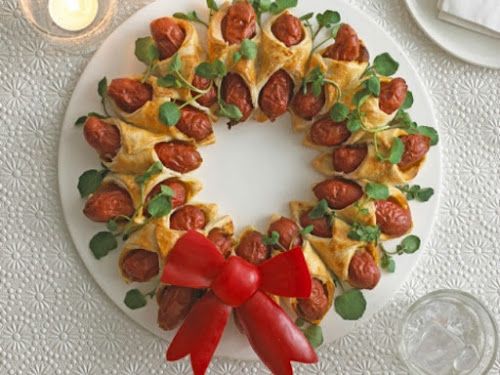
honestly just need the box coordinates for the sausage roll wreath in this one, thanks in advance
[75,0,438,365]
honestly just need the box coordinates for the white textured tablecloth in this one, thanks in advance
[0,0,499,373]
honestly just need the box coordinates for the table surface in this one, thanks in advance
[0,0,499,373]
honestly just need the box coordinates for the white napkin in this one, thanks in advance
[437,0,500,38]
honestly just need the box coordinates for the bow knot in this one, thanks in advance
[161,230,318,375]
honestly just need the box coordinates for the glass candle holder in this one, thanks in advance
[398,289,498,375]
[19,0,117,54]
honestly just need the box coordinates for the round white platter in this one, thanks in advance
[405,0,500,69]
[58,0,441,360]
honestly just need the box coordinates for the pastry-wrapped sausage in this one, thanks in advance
[149,17,203,80]
[255,10,312,122]
[290,241,334,324]
[267,216,303,250]
[157,285,201,330]
[290,201,381,289]
[84,170,202,228]
[308,24,369,113]
[235,228,270,265]
[313,129,430,184]
[107,76,215,145]
[83,117,203,174]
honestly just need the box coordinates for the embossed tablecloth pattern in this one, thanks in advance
[0,0,499,373]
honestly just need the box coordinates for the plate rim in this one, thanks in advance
[404,0,500,70]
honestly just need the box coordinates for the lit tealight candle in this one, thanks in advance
[49,0,99,32]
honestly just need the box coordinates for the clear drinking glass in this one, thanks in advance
[398,289,498,375]
[19,0,117,54]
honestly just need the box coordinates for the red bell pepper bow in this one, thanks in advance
[161,230,318,375]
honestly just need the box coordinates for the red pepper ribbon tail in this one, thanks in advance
[236,291,318,375]
[166,291,231,375]
[161,230,225,288]
[258,247,312,298]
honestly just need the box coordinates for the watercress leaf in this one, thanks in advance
[135,36,159,65]
[233,51,242,64]
[135,161,163,185]
[270,0,298,14]
[415,187,434,202]
[124,289,147,309]
[98,77,108,98]
[347,116,361,132]
[75,115,87,126]
[312,80,323,97]
[334,289,366,320]
[353,88,371,107]
[160,185,175,197]
[259,0,272,12]
[303,324,324,348]
[159,101,181,126]
[400,235,421,254]
[196,60,226,79]
[365,182,390,200]
[167,52,182,73]
[388,137,404,164]
[416,126,439,146]
[295,317,306,327]
[300,12,314,21]
[330,102,350,122]
[239,39,257,60]
[348,222,380,243]
[147,194,173,218]
[157,74,181,88]
[373,52,399,76]
[173,11,201,23]
[78,169,104,198]
[381,254,395,273]
[300,225,314,236]
[206,0,219,11]
[401,90,414,110]
[89,231,117,260]
[366,75,380,96]
[262,231,280,246]
[316,10,341,28]
[309,199,330,220]
[214,59,227,76]
[219,103,243,120]
[106,219,118,232]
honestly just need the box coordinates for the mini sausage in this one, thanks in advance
[310,117,351,147]
[375,198,412,237]
[221,73,254,122]
[299,210,332,238]
[176,105,213,141]
[268,217,302,250]
[313,177,363,210]
[332,143,368,174]
[235,230,270,265]
[207,228,233,257]
[291,83,325,120]
[348,251,380,289]
[379,78,408,114]
[192,74,217,108]
[83,117,121,161]
[83,184,135,223]
[169,205,207,231]
[157,286,198,331]
[221,1,257,45]
[150,17,186,60]
[398,134,430,170]
[271,13,304,47]
[259,69,294,121]
[121,249,159,282]
[146,178,187,209]
[107,78,153,113]
[154,141,202,173]
[322,24,368,62]
[296,278,329,322]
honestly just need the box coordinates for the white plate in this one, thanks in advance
[405,0,500,69]
[58,0,441,360]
